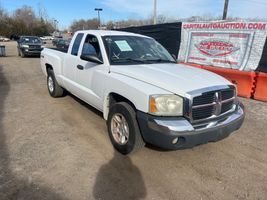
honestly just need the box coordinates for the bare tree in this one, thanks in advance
[37,2,48,21]
[157,14,167,24]
[106,20,115,29]
[0,5,55,37]
[13,6,36,28]
[0,6,7,19]
[70,18,99,32]
[0,5,10,36]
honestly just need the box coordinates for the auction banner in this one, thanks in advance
[178,21,267,71]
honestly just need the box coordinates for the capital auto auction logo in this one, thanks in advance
[195,39,240,57]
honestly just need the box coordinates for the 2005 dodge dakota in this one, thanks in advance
[41,30,244,154]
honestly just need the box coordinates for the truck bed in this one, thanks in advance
[48,47,68,53]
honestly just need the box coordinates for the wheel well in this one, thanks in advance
[109,93,136,110]
[45,64,53,74]
[103,92,137,120]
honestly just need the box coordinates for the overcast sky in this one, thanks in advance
[1,0,267,29]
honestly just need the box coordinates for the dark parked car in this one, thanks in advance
[17,36,44,57]
[52,36,63,46]
[55,38,71,50]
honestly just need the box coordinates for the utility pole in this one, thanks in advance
[54,19,58,31]
[153,0,157,25]
[94,8,103,29]
[222,0,229,20]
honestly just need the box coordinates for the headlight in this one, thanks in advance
[22,44,29,48]
[149,94,183,116]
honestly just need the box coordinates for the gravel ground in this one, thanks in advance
[0,41,266,200]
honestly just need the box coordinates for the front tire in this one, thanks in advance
[20,50,25,58]
[47,69,64,97]
[107,102,145,154]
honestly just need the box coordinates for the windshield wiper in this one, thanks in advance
[145,58,176,63]
[112,58,146,63]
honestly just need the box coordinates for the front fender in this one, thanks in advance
[102,72,170,120]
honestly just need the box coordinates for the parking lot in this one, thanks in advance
[0,41,267,200]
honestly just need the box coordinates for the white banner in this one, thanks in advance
[178,21,267,71]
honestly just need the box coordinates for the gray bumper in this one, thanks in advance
[136,103,245,150]
[21,48,43,55]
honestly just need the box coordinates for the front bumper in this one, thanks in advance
[21,48,43,55]
[136,103,245,150]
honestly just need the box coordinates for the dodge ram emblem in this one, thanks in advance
[195,39,240,57]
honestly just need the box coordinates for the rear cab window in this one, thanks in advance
[71,33,84,56]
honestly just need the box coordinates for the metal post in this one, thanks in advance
[153,0,157,25]
[222,0,229,20]
[54,19,58,31]
[95,8,103,29]
[98,11,100,27]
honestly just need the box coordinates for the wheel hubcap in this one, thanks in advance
[48,76,54,92]
[111,113,129,145]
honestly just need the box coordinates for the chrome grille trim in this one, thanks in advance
[184,85,236,123]
[192,105,236,124]
[221,96,235,103]
[192,104,237,130]
[192,102,216,109]
[214,91,222,116]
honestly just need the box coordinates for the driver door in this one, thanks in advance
[75,34,104,110]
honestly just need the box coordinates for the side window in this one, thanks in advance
[71,33,84,56]
[82,34,102,61]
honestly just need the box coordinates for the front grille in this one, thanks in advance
[191,88,235,121]
[221,100,235,113]
[193,93,215,106]
[221,90,234,100]
[192,105,216,120]
[29,45,41,49]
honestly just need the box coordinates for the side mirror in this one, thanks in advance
[80,54,103,64]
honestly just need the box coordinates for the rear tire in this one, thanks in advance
[107,102,145,155]
[47,69,64,97]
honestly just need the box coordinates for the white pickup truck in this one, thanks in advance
[40,30,244,154]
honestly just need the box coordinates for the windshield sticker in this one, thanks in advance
[114,40,133,51]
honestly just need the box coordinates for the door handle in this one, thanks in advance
[77,65,84,70]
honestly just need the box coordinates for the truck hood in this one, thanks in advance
[110,63,231,96]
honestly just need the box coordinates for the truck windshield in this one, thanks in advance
[20,37,42,44]
[102,35,176,65]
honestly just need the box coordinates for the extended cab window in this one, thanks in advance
[82,34,102,61]
[71,33,84,56]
